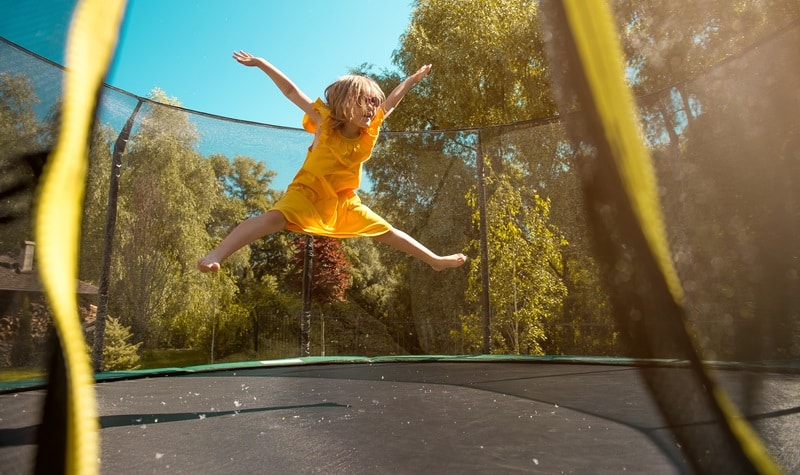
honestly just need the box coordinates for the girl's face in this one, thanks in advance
[325,75,385,132]
[352,94,381,128]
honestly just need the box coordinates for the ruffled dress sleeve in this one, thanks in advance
[302,98,329,134]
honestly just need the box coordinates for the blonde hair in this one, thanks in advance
[324,75,385,131]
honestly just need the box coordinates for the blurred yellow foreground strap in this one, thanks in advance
[34,0,127,473]
[560,0,683,307]
[559,0,781,473]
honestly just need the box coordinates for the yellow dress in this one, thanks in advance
[270,98,392,238]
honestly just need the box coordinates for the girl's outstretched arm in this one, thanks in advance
[232,50,321,125]
[381,64,431,118]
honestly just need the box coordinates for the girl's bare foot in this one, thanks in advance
[198,254,221,273]
[430,253,467,271]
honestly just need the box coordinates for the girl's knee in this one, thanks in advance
[373,229,397,243]
[259,210,286,232]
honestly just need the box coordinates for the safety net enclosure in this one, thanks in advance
[1,0,799,473]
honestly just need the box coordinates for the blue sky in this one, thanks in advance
[1,0,415,189]
[1,0,414,128]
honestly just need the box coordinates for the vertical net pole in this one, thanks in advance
[92,99,142,371]
[476,130,491,354]
[300,235,313,356]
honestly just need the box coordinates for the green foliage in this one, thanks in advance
[366,135,474,354]
[67,86,296,361]
[204,299,252,363]
[108,88,223,348]
[7,0,793,366]
[361,0,565,354]
[550,253,619,356]
[225,155,277,214]
[395,0,555,129]
[249,277,301,356]
[0,72,43,251]
[614,0,800,96]
[79,124,115,284]
[311,301,408,356]
[609,0,800,360]
[343,237,401,318]
[102,316,142,371]
[289,236,352,305]
[458,170,568,354]
[658,36,800,360]
[206,153,276,239]
[141,348,206,369]
[0,72,40,153]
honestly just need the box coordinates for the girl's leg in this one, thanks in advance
[198,210,287,272]
[372,228,466,271]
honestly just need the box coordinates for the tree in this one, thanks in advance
[110,88,225,348]
[243,273,299,357]
[342,236,402,319]
[456,169,567,354]
[206,153,294,286]
[613,1,800,149]
[289,236,352,305]
[393,0,555,129]
[552,252,619,356]
[0,72,44,252]
[79,123,115,284]
[358,0,568,353]
[206,153,276,242]
[102,316,142,371]
[202,152,297,359]
[492,124,619,356]
[611,0,800,359]
[614,1,800,95]
[669,32,800,360]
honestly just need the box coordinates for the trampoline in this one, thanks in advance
[1,1,799,474]
[0,357,795,474]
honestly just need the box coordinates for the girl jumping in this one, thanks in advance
[198,51,466,273]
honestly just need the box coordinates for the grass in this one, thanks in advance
[1,346,290,382]
[0,348,208,382]
[0,367,45,382]
[141,348,208,369]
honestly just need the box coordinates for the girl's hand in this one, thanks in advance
[233,50,259,66]
[411,64,432,83]
[230,51,315,120]
[382,64,433,117]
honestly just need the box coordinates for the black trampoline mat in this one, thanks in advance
[2,361,799,474]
